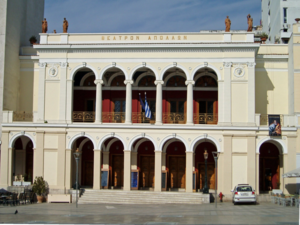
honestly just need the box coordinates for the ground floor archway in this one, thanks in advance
[259,142,280,192]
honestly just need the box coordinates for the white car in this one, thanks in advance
[231,184,256,205]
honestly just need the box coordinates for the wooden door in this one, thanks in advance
[169,157,186,188]
[84,161,93,186]
[140,156,154,188]
[112,155,124,187]
[198,163,216,189]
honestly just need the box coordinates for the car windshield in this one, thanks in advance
[237,186,252,192]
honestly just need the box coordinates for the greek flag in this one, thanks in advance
[144,93,151,119]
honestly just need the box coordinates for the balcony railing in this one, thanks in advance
[194,113,218,124]
[102,112,125,123]
[13,111,33,122]
[162,113,186,124]
[73,111,95,122]
[132,112,156,123]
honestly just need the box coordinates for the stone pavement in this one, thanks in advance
[0,202,298,224]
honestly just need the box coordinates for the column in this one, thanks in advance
[186,151,194,193]
[59,63,68,122]
[57,133,66,190]
[123,150,131,191]
[131,152,138,170]
[286,137,297,193]
[162,152,166,170]
[223,135,232,194]
[66,80,74,123]
[65,149,72,190]
[8,148,13,186]
[33,132,44,178]
[223,62,232,125]
[154,80,164,125]
[94,79,103,123]
[247,136,256,189]
[124,80,133,124]
[256,153,260,194]
[154,150,162,192]
[0,132,10,187]
[247,62,256,125]
[281,154,286,193]
[93,149,102,189]
[185,80,195,125]
[37,63,47,122]
[217,80,224,124]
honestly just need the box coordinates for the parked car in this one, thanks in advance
[231,184,256,205]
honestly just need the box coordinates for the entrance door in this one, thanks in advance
[198,164,216,189]
[169,157,186,188]
[112,155,124,187]
[140,156,154,188]
[83,161,93,186]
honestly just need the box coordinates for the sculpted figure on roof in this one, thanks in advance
[225,16,231,32]
[247,14,253,32]
[42,18,48,33]
[63,18,69,33]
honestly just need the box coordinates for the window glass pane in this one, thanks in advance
[114,101,121,112]
[199,101,206,113]
[207,101,214,114]
[178,101,185,113]
[237,186,252,192]
[122,101,126,112]
[150,101,156,112]
[170,101,176,113]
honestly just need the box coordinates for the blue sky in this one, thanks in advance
[44,0,261,33]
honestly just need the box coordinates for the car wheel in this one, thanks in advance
[253,202,256,205]
[233,201,237,205]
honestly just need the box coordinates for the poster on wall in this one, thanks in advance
[268,115,281,136]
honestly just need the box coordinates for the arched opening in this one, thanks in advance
[102,69,126,123]
[73,70,96,122]
[193,68,218,124]
[259,142,280,192]
[163,140,186,190]
[133,139,155,190]
[102,138,125,189]
[71,137,94,188]
[162,69,187,124]
[12,136,34,184]
[132,69,156,123]
[194,142,217,191]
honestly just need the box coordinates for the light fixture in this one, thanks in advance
[116,82,119,86]
[204,82,207,87]
[175,82,177,87]
[116,146,119,150]
[204,149,208,160]
[145,146,148,151]
[88,82,91,86]
[174,147,178,151]
[145,82,148,86]
[268,149,270,154]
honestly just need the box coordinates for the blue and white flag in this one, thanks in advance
[139,93,145,110]
[144,93,151,119]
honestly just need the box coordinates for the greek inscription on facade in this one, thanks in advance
[100,35,187,41]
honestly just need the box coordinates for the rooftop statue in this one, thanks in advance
[63,18,69,33]
[225,16,231,32]
[247,14,253,32]
[42,18,48,33]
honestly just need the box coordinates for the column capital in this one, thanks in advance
[38,62,47,68]
[93,149,101,151]
[94,79,104,85]
[154,80,164,85]
[223,62,232,68]
[185,80,195,86]
[123,150,131,153]
[124,80,134,85]
[154,150,162,153]
[247,62,256,68]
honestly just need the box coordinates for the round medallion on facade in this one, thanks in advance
[48,66,58,77]
[233,66,245,78]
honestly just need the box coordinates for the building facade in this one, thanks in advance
[1,25,300,197]
[261,0,300,43]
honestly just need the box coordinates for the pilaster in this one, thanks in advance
[93,149,102,190]
[0,132,10,187]
[154,150,162,192]
[65,149,72,190]
[247,136,256,188]
[59,63,68,122]
[247,62,256,125]
[33,131,44,178]
[123,150,131,191]
[66,80,74,123]
[186,151,193,193]
[223,62,232,125]
[37,63,47,122]
[223,135,232,194]
[57,133,66,190]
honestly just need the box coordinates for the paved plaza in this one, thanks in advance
[0,202,298,224]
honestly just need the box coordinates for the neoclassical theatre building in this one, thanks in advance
[1,24,300,198]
